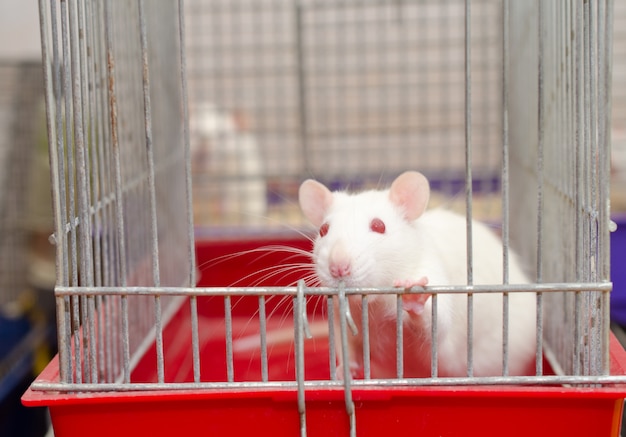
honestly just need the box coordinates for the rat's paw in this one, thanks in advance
[394,277,430,317]
[336,361,364,380]
[393,277,429,289]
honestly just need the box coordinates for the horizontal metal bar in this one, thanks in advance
[30,373,626,393]
[54,282,613,297]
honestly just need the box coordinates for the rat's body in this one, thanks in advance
[298,171,537,378]
[190,103,267,224]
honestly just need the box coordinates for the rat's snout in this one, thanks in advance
[329,242,352,279]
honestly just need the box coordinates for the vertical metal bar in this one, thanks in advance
[177,0,200,381]
[464,0,474,285]
[574,289,582,376]
[338,283,356,437]
[106,295,115,382]
[259,295,269,382]
[535,293,543,376]
[39,0,71,383]
[87,296,97,382]
[55,296,70,382]
[225,295,234,382]
[586,0,600,377]
[295,281,307,437]
[328,296,336,380]
[396,294,403,379]
[580,0,590,379]
[189,295,201,383]
[535,0,546,377]
[60,0,82,384]
[464,0,474,378]
[566,0,574,207]
[114,296,121,383]
[597,0,610,378]
[93,0,115,382]
[87,0,108,382]
[361,295,370,380]
[47,0,69,287]
[69,0,94,288]
[76,0,98,384]
[83,0,101,384]
[574,0,584,377]
[440,2,452,196]
[154,295,164,383]
[103,0,127,287]
[599,0,614,376]
[58,105,73,377]
[178,0,196,285]
[95,295,104,382]
[138,0,164,385]
[85,0,101,289]
[137,0,160,287]
[121,295,130,383]
[294,1,309,173]
[81,297,90,382]
[556,0,564,201]
[430,293,438,378]
[103,0,130,383]
[501,0,510,286]
[586,3,600,245]
[60,0,78,291]
[600,1,613,282]
[536,0,545,288]
[103,296,111,383]
[501,0,511,377]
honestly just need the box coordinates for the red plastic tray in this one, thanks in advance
[23,236,626,436]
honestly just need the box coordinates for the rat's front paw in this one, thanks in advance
[336,361,364,380]
[393,277,429,289]
[394,277,430,316]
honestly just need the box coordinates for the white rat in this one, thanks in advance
[190,103,267,225]
[298,171,537,379]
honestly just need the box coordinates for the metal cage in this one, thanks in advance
[26,1,625,436]
[37,0,195,385]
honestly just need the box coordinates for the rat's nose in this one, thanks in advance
[330,261,351,278]
[329,243,351,278]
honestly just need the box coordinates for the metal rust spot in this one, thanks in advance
[107,50,118,151]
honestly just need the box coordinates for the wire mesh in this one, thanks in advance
[38,0,194,384]
[185,0,505,228]
[508,0,613,378]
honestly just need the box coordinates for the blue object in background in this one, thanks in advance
[611,216,626,326]
[0,314,30,359]
[0,313,49,437]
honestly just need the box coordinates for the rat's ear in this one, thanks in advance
[299,179,333,227]
[389,171,430,221]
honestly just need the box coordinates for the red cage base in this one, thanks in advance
[23,236,626,436]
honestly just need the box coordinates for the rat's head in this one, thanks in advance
[298,171,430,287]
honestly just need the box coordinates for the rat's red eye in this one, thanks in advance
[370,218,386,234]
[319,222,330,237]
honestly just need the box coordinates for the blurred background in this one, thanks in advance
[0,2,56,436]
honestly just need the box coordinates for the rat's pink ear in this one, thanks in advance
[389,171,430,221]
[299,179,333,227]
